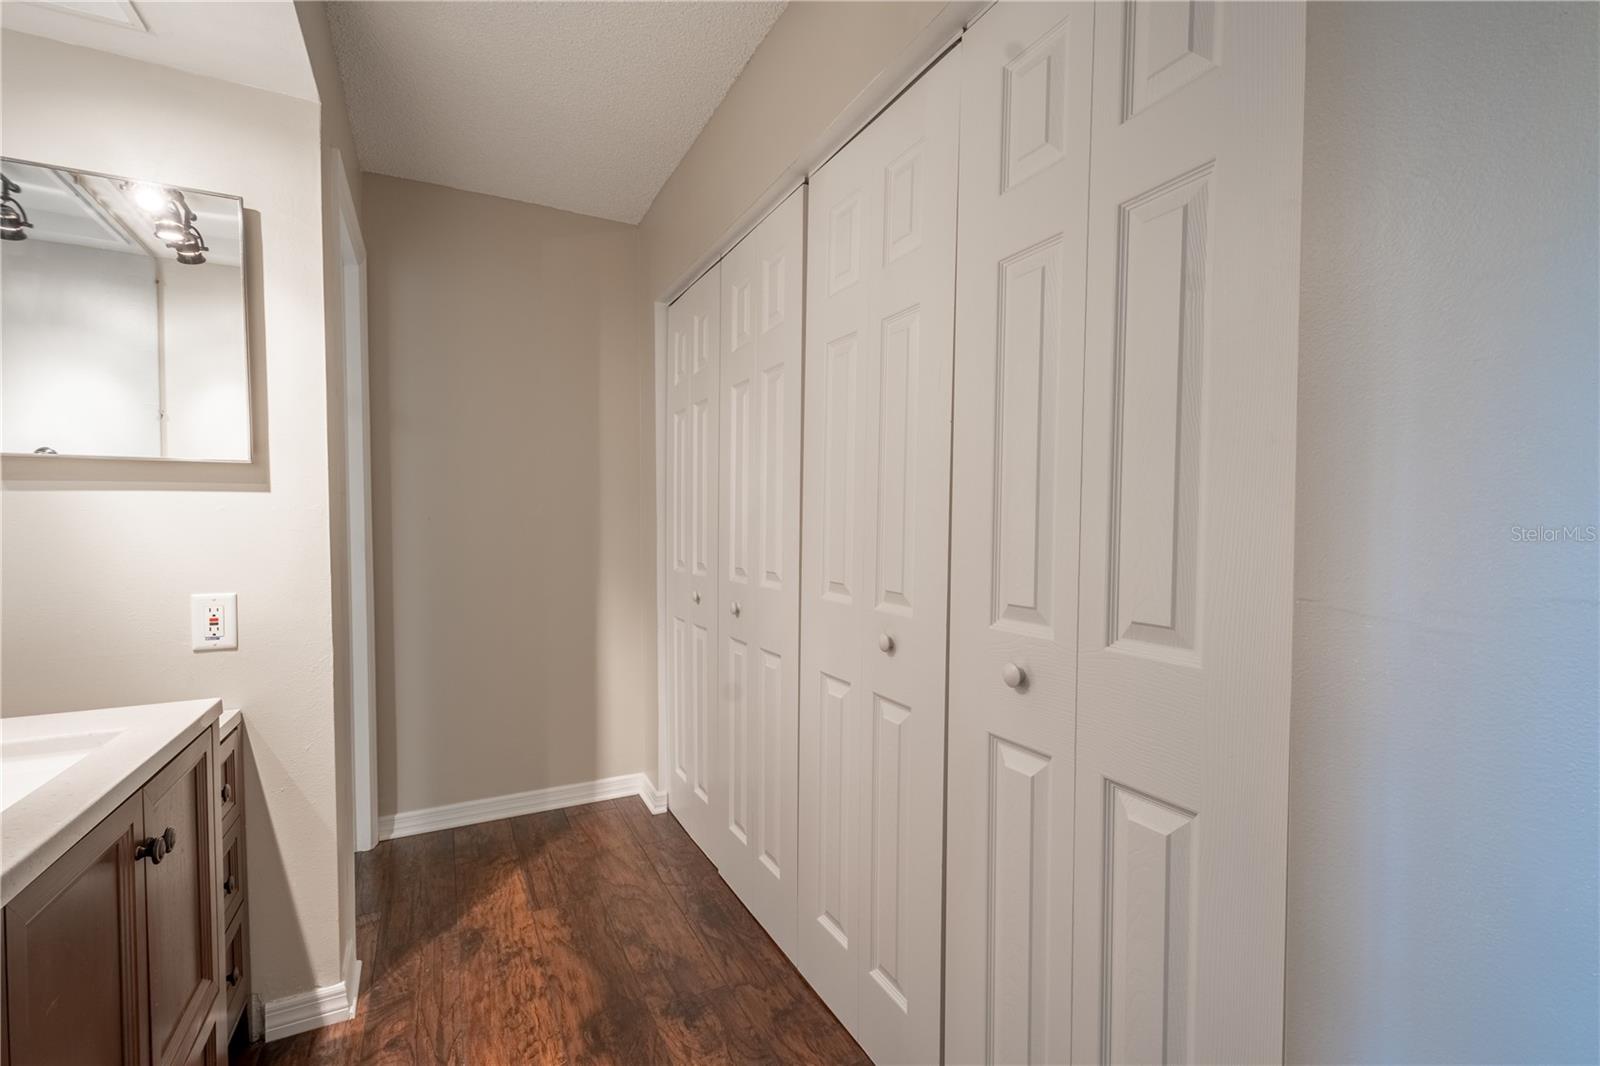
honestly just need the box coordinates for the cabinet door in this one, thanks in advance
[177,1019,217,1066]
[4,791,150,1066]
[142,731,221,1066]
[716,187,805,954]
[1071,3,1306,1062]
[944,5,1094,1064]
[797,47,960,1066]
[665,264,725,865]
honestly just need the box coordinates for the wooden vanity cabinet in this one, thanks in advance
[2,727,223,1066]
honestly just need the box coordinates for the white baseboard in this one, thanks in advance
[341,936,362,1016]
[378,772,667,840]
[639,776,668,814]
[262,966,359,1042]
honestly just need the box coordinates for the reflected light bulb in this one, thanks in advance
[131,183,171,214]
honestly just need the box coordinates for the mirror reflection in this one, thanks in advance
[1,159,250,461]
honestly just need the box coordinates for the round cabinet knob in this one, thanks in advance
[223,875,237,896]
[1001,663,1026,689]
[227,968,241,988]
[730,602,741,617]
[878,633,895,653]
[691,591,701,605]
[220,782,232,803]
[135,827,176,865]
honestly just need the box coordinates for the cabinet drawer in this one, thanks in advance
[224,906,249,1031]
[221,820,246,924]
[217,727,242,830]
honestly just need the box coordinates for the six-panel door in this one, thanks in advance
[666,264,725,867]
[716,187,805,955]
[796,48,961,1066]
[1070,2,1306,1062]
[944,5,1094,1064]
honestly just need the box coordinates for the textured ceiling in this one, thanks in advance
[327,1,784,224]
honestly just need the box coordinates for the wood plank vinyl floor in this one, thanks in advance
[233,799,869,1065]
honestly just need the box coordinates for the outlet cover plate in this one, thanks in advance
[191,593,238,651]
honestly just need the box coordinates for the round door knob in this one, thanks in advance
[878,633,895,653]
[691,591,701,605]
[1001,663,1026,689]
[730,602,741,617]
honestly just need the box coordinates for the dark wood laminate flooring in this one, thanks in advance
[233,798,869,1065]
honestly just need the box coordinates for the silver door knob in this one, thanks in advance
[878,632,895,653]
[730,602,741,617]
[691,591,701,605]
[1001,662,1026,689]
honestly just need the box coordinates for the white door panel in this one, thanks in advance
[667,265,725,866]
[717,187,805,955]
[798,47,960,1066]
[946,5,1094,1064]
[1071,3,1306,1063]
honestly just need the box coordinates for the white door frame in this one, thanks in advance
[333,150,379,853]
[652,1,984,806]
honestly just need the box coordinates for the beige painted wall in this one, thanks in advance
[363,175,654,817]
[358,2,943,818]
[0,31,345,998]
[639,1,945,299]
[1287,3,1598,1061]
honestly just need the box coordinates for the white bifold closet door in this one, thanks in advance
[666,264,723,863]
[796,47,960,1066]
[714,188,805,953]
[945,4,1094,1065]
[1070,3,1306,1062]
[946,1,1306,1062]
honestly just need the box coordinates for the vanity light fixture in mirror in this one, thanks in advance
[0,174,33,240]
[0,158,251,461]
[128,183,210,264]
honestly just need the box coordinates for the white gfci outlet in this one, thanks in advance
[191,593,238,651]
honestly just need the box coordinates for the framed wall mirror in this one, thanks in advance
[1,158,251,461]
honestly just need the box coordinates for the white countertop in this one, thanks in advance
[1,698,222,907]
